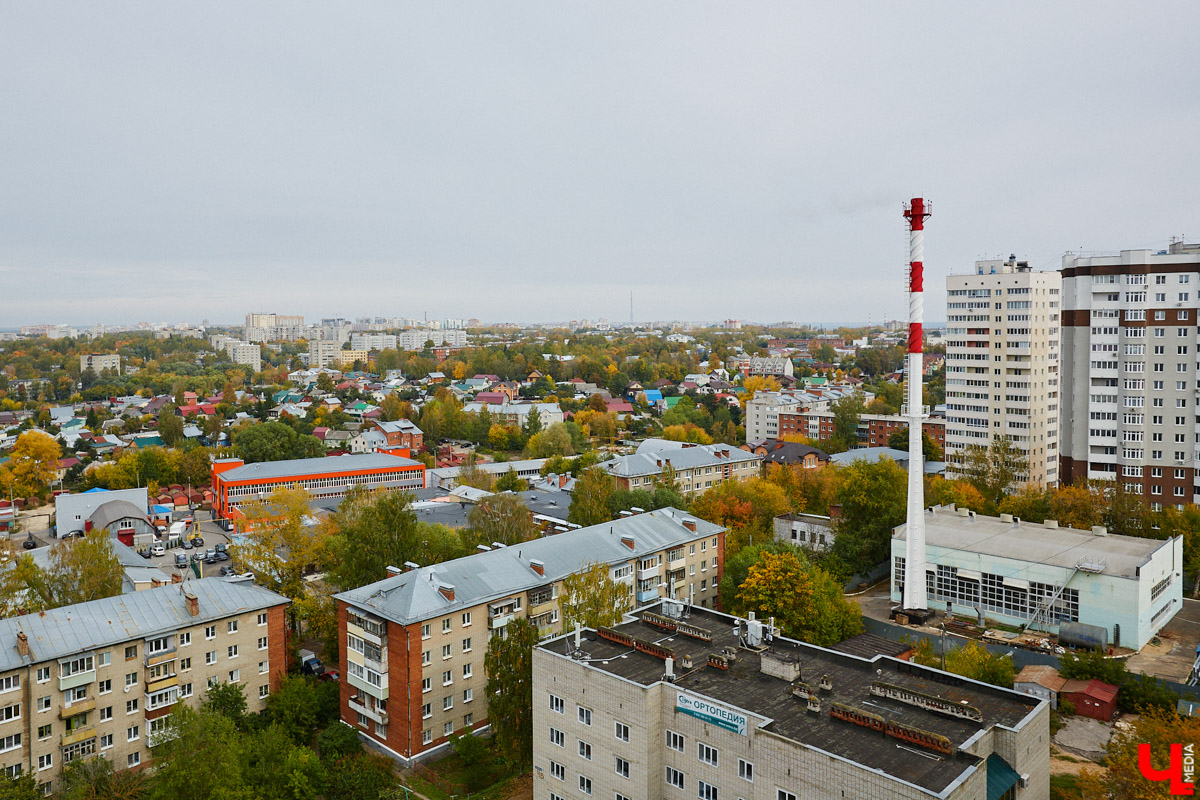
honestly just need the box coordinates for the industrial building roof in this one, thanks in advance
[335,508,722,625]
[0,578,288,672]
[894,505,1173,579]
[540,603,1040,795]
[216,453,422,483]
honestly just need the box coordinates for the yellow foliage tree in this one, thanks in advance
[3,430,61,497]
[231,488,330,631]
[1076,705,1200,800]
[740,376,782,407]
[736,551,862,646]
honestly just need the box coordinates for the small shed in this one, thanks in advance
[1014,665,1067,710]
[1060,678,1119,721]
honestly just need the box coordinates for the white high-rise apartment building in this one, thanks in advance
[1060,242,1200,508]
[244,313,304,343]
[945,257,1061,486]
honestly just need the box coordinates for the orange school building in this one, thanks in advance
[211,452,426,518]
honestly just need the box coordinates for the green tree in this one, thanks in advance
[493,467,528,492]
[242,724,327,800]
[559,561,633,632]
[59,753,148,800]
[327,488,429,588]
[317,722,363,762]
[263,675,322,744]
[485,617,537,767]
[202,681,248,728]
[568,467,616,526]
[158,404,185,446]
[468,492,537,546]
[736,550,863,646]
[831,456,906,567]
[829,393,866,451]
[150,706,255,800]
[233,420,322,463]
[0,773,42,800]
[886,427,943,461]
[524,422,574,458]
[324,753,400,800]
[958,435,1025,507]
[523,406,543,437]
[913,639,1015,688]
[316,372,335,392]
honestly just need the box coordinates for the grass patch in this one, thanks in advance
[1050,773,1083,800]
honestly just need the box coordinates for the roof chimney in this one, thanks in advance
[682,519,697,532]
[171,572,183,584]
[183,590,199,617]
[403,561,420,571]
[438,584,456,602]
[1091,525,1108,536]
[620,535,635,550]
[15,632,29,658]
[530,559,545,577]
[559,474,568,489]
[386,565,403,576]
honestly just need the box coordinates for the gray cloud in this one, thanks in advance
[1,2,1198,326]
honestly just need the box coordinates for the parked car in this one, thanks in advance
[204,549,219,564]
[219,565,235,577]
[150,542,166,557]
[214,542,228,556]
[181,539,193,550]
[189,535,204,548]
[191,552,206,564]
[298,649,324,676]
[318,669,339,683]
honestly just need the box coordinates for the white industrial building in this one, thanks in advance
[891,505,1184,651]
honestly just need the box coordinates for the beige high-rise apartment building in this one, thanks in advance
[945,257,1061,486]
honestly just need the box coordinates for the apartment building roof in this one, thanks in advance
[216,453,422,483]
[336,508,723,625]
[0,578,288,671]
[601,439,761,478]
[540,604,1040,795]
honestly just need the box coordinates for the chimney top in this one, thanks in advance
[530,559,545,577]
[183,590,199,617]
[403,561,420,571]
[15,632,29,658]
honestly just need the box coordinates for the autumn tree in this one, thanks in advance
[1076,706,1200,800]
[924,476,988,512]
[996,483,1051,523]
[559,561,632,631]
[484,617,537,767]
[736,550,862,647]
[456,457,494,491]
[0,533,124,615]
[568,467,616,527]
[525,422,574,458]
[690,477,789,555]
[467,492,537,546]
[913,640,1015,688]
[232,488,329,631]
[0,429,61,497]
[1047,483,1102,530]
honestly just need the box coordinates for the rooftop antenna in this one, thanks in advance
[901,197,932,616]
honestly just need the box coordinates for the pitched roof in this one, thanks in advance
[336,509,723,625]
[602,440,761,478]
[1014,665,1067,693]
[1061,679,1118,703]
[0,578,288,671]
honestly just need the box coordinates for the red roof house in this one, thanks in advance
[1060,679,1118,721]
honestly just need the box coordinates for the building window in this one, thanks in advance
[578,740,592,760]
[442,619,452,633]
[443,696,453,711]
[36,696,50,712]
[699,781,718,800]
[462,663,473,678]
[463,688,473,703]
[421,624,431,639]
[127,752,140,767]
[259,685,269,699]
[442,644,452,659]
[422,678,431,693]
[35,667,49,683]
[204,626,215,640]
[257,612,268,626]
[179,632,191,646]
[124,645,137,660]
[205,651,217,665]
[227,621,238,634]
[666,767,685,789]
[421,651,431,666]
[614,721,629,742]
[422,729,433,745]
[550,761,565,781]
[125,699,138,715]
[738,760,754,782]
[37,754,52,771]
[228,670,240,683]
[578,706,592,726]
[777,792,797,800]
[462,637,472,652]
[549,694,565,714]
[579,776,592,796]
[615,757,630,778]
[462,612,472,626]
[227,645,239,659]
[550,728,565,747]
[698,743,718,766]
[666,730,684,751]
[100,734,112,750]
[127,726,140,742]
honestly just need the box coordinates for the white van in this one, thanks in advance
[168,521,188,539]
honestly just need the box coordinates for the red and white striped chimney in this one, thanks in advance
[902,197,931,612]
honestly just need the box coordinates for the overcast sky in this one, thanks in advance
[2,3,1198,327]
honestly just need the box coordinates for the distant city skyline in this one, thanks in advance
[2,4,1197,326]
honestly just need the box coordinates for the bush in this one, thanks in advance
[318,722,363,763]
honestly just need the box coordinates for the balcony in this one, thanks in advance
[146,673,179,694]
[346,617,385,647]
[144,649,176,668]
[348,694,387,725]
[637,588,660,604]
[489,613,514,630]
[60,727,95,748]
[637,565,660,581]
[58,669,95,693]
[59,699,94,719]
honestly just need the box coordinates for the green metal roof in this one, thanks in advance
[986,754,1019,800]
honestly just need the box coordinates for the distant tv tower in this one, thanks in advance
[902,197,931,614]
